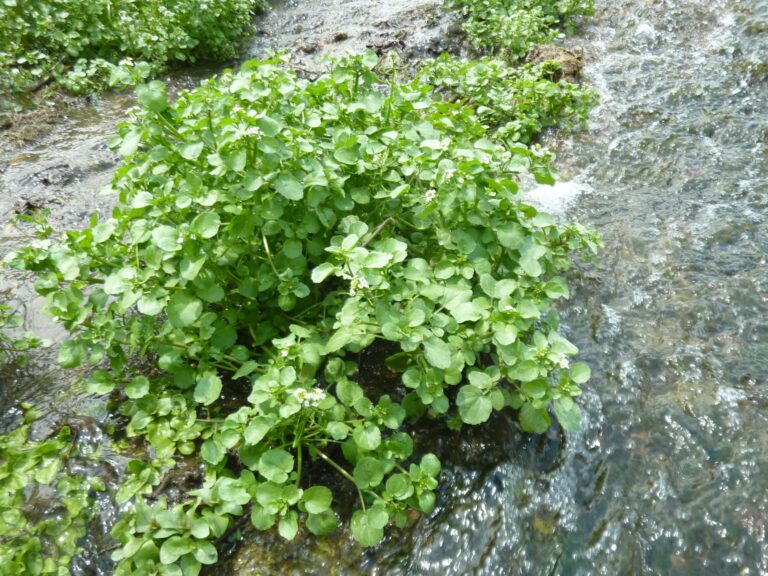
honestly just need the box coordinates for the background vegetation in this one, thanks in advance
[0,0,267,96]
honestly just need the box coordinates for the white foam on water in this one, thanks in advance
[523,179,592,218]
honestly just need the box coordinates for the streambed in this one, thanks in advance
[1,0,767,574]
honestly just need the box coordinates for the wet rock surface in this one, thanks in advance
[525,44,585,83]
[247,0,464,76]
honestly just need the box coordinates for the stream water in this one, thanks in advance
[1,0,767,574]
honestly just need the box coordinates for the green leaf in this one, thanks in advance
[508,360,539,383]
[125,376,150,399]
[353,424,381,451]
[138,293,166,316]
[180,256,206,281]
[257,115,283,137]
[385,474,413,500]
[553,397,581,431]
[570,362,591,384]
[258,449,294,483]
[361,50,380,69]
[274,174,304,201]
[193,540,218,565]
[194,372,223,405]
[493,322,518,346]
[363,251,392,268]
[302,486,333,514]
[334,147,358,165]
[191,212,221,239]
[467,370,493,389]
[311,262,336,283]
[201,438,224,464]
[519,403,551,434]
[244,416,274,445]
[92,220,116,243]
[353,456,385,488]
[233,360,259,380]
[278,510,299,540]
[456,385,493,425]
[306,511,339,536]
[151,225,181,252]
[179,141,204,161]
[522,379,548,400]
[420,453,441,477]
[351,506,388,547]
[137,81,168,113]
[167,293,203,328]
[159,536,192,564]
[423,337,451,369]
[283,239,303,259]
[59,340,86,369]
[251,505,276,530]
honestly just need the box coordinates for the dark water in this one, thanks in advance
[2,0,767,574]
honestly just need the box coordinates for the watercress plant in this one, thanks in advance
[0,405,104,575]
[419,54,598,145]
[6,51,598,573]
[0,0,267,97]
[446,0,595,58]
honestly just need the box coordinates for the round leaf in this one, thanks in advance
[302,486,333,514]
[456,385,493,425]
[258,449,294,483]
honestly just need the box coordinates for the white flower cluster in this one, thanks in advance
[554,354,570,369]
[294,388,327,408]
[349,276,369,296]
[424,189,437,203]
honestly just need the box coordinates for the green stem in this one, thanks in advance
[314,447,366,511]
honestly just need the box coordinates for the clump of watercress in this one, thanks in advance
[0,405,105,575]
[446,0,595,58]
[419,54,598,145]
[0,0,268,97]
[7,51,598,572]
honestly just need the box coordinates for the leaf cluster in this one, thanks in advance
[419,54,598,145]
[0,405,104,575]
[0,303,46,366]
[5,49,599,571]
[0,0,267,97]
[446,0,595,58]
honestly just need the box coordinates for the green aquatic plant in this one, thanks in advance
[7,51,598,571]
[419,54,598,145]
[0,0,268,97]
[0,405,105,575]
[0,303,41,367]
[447,0,595,58]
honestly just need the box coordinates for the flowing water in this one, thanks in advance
[2,0,767,574]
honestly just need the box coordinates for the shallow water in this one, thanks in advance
[2,0,767,574]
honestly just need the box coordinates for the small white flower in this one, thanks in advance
[294,388,327,408]
[443,168,456,181]
[556,354,570,369]
[350,276,369,296]
[424,189,437,203]
[280,349,289,358]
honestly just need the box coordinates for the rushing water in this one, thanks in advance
[2,0,767,574]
